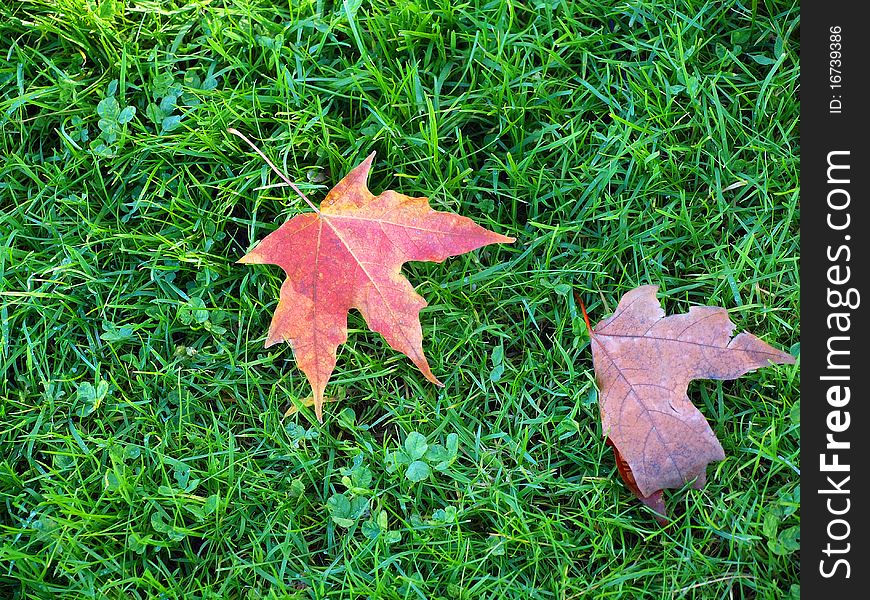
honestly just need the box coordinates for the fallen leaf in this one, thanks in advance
[239,149,514,421]
[583,285,794,516]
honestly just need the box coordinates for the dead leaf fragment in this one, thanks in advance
[240,151,514,421]
[606,438,667,523]
[587,285,795,512]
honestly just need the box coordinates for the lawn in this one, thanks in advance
[1,1,800,598]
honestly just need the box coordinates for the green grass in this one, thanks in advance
[1,0,799,598]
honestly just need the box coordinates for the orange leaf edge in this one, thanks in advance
[606,438,668,524]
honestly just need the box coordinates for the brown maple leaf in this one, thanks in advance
[584,285,794,516]
[237,141,514,421]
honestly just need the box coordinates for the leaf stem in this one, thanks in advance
[574,290,593,335]
[227,128,320,214]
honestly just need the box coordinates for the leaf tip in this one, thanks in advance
[416,361,443,387]
[779,349,798,365]
[357,151,376,177]
[425,373,445,387]
[237,249,261,264]
[352,151,376,176]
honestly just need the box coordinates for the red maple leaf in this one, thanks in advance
[238,141,514,421]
